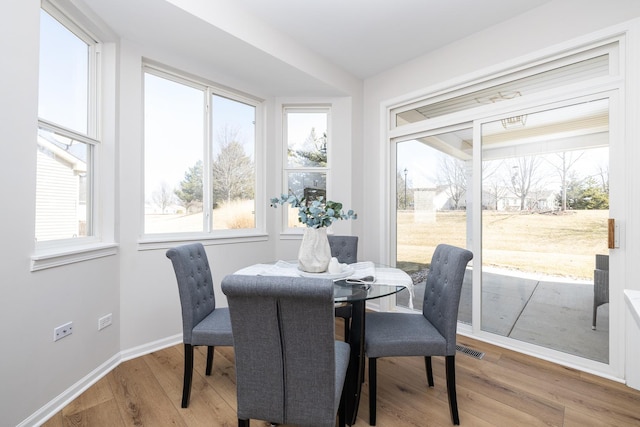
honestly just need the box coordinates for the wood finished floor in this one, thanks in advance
[42,331,640,427]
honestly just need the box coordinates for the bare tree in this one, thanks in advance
[507,156,544,211]
[546,151,584,211]
[482,160,507,210]
[152,182,175,214]
[210,124,255,206]
[596,164,609,193]
[438,156,467,209]
[216,124,242,149]
[212,141,254,206]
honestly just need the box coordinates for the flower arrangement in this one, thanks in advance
[270,192,357,228]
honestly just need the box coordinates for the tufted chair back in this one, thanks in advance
[166,243,216,344]
[328,235,358,264]
[422,244,473,355]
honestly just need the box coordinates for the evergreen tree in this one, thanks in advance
[289,128,327,167]
[174,160,203,213]
[558,176,609,209]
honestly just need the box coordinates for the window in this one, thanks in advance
[143,67,260,236]
[392,45,613,129]
[36,5,99,242]
[282,107,330,229]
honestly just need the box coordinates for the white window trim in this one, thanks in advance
[32,1,114,271]
[140,63,266,241]
[280,105,332,234]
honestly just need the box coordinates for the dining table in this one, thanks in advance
[233,260,412,425]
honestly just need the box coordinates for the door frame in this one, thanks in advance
[387,79,625,380]
[469,90,623,380]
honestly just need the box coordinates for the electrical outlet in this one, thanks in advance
[54,322,73,341]
[98,313,113,330]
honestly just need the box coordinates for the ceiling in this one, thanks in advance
[230,0,553,79]
[79,0,553,95]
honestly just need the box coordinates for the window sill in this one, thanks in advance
[31,242,119,271]
[137,232,269,251]
[279,231,304,240]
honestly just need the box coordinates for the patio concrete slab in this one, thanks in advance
[480,272,539,336]
[509,280,609,363]
[396,269,609,363]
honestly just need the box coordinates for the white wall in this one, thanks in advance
[0,1,121,426]
[115,40,359,351]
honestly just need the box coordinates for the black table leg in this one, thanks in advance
[345,300,365,425]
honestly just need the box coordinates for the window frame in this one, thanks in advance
[32,1,118,271]
[35,2,101,249]
[383,35,625,378]
[280,105,332,233]
[140,63,266,244]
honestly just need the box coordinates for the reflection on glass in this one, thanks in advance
[481,99,610,363]
[286,172,327,227]
[394,54,608,128]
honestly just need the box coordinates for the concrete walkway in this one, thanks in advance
[396,269,609,363]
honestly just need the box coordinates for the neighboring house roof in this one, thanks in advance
[37,133,87,174]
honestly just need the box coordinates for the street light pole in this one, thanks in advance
[403,168,408,209]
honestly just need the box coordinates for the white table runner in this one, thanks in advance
[234,261,414,308]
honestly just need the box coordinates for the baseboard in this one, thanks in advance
[21,333,182,427]
[120,333,182,362]
[18,353,121,427]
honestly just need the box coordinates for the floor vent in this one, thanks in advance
[456,344,485,360]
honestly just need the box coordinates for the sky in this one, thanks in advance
[143,73,256,201]
[39,9,88,134]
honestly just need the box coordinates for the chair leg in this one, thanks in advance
[238,419,249,427]
[206,346,214,375]
[592,301,598,330]
[182,344,194,408]
[368,358,377,426]
[424,356,434,387]
[445,355,460,425]
[344,318,350,342]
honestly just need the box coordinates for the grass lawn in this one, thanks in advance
[397,209,608,280]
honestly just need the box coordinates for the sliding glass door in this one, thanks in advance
[389,41,624,376]
[480,98,610,362]
[394,96,614,365]
[395,127,473,323]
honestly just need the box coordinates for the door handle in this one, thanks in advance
[608,218,617,249]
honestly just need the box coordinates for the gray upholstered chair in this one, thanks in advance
[365,244,473,425]
[166,243,233,408]
[328,235,359,341]
[221,275,350,427]
[328,235,358,264]
[592,253,609,330]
